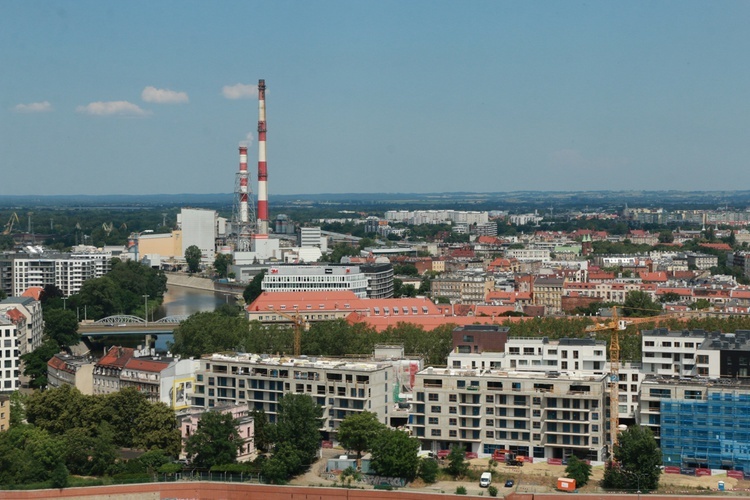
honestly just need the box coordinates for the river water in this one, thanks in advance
[89,285,235,354]
[155,286,232,319]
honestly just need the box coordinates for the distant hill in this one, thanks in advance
[1,190,749,210]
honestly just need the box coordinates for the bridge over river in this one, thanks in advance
[78,314,188,337]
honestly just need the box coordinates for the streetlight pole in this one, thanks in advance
[143,295,149,326]
[62,297,67,310]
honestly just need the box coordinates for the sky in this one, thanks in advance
[2,1,750,196]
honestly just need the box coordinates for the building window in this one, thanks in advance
[431,406,441,413]
[449,394,457,402]
[428,393,439,401]
[428,417,439,425]
[449,430,457,437]
[486,431,494,439]
[431,429,441,437]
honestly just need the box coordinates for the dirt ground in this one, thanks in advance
[292,451,750,497]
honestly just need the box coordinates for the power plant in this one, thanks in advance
[256,79,269,238]
[231,79,269,251]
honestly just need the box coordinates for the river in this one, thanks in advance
[156,285,233,319]
[88,285,236,354]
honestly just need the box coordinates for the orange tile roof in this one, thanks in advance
[639,271,668,282]
[3,308,25,323]
[700,242,732,251]
[47,356,70,372]
[97,346,135,369]
[246,291,443,316]
[21,287,43,301]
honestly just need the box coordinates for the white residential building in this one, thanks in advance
[0,317,20,391]
[191,352,418,435]
[0,296,44,354]
[411,367,608,461]
[0,251,111,297]
[262,265,369,298]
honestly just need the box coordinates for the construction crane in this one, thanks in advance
[275,310,309,356]
[585,308,680,455]
[2,212,19,235]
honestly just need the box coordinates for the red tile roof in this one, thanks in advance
[124,358,170,373]
[3,308,25,323]
[21,287,43,301]
[97,346,135,369]
[639,271,668,283]
[700,243,732,251]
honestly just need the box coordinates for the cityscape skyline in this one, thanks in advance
[3,1,750,196]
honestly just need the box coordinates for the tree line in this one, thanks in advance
[0,386,180,488]
[171,305,750,367]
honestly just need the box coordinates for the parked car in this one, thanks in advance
[505,480,515,488]
[479,472,492,488]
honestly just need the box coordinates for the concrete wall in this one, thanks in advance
[0,483,472,500]
[165,272,215,292]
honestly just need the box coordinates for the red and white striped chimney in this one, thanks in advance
[239,145,249,224]
[257,79,269,236]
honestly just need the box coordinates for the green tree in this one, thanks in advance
[689,298,711,310]
[9,391,27,427]
[565,455,592,487]
[213,253,233,279]
[26,385,91,436]
[250,408,272,453]
[446,445,469,478]
[40,284,65,310]
[50,461,70,488]
[369,428,420,480]
[185,411,241,468]
[243,270,266,305]
[171,311,250,357]
[622,291,662,317]
[602,425,661,492]
[21,338,60,389]
[42,308,80,350]
[262,443,302,484]
[658,292,682,303]
[102,388,149,447]
[272,394,323,468]
[75,276,121,318]
[185,245,202,274]
[338,411,386,466]
[657,230,674,244]
[418,457,439,483]
[132,402,182,457]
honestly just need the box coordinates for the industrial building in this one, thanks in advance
[178,208,218,263]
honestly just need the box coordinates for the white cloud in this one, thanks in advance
[141,86,189,104]
[14,101,53,113]
[245,131,255,147]
[222,83,258,99]
[76,101,150,116]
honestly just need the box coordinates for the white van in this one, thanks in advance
[479,472,492,487]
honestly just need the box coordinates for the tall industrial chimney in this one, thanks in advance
[257,79,269,236]
[239,145,249,224]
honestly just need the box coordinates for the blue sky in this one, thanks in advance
[2,1,750,196]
